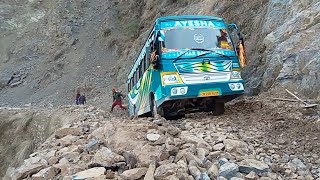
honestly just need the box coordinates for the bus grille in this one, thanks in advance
[180,72,231,84]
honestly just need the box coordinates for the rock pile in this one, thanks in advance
[4,104,318,180]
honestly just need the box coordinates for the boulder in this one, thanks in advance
[208,164,219,179]
[223,139,247,152]
[144,161,156,180]
[154,163,179,180]
[12,164,47,180]
[245,171,258,180]
[73,167,106,179]
[219,163,239,179]
[291,158,307,171]
[147,133,161,142]
[32,167,60,180]
[188,165,201,180]
[239,159,270,175]
[55,127,83,139]
[85,139,101,152]
[212,143,225,151]
[120,168,148,180]
[93,147,125,166]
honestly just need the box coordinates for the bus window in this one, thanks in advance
[131,78,134,89]
[139,64,142,79]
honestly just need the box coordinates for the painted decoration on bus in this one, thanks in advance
[160,20,226,29]
[174,61,232,74]
[161,49,236,59]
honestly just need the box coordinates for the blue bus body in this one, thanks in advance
[127,15,246,118]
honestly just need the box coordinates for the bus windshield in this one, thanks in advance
[162,28,233,51]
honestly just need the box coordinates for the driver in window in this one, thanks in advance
[217,29,232,50]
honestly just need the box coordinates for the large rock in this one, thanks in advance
[12,157,48,180]
[212,143,225,151]
[223,139,247,152]
[93,147,125,166]
[120,168,148,180]
[188,165,201,180]
[55,127,83,139]
[239,159,270,175]
[290,158,307,171]
[208,164,219,179]
[154,163,179,180]
[245,171,258,180]
[144,161,156,180]
[219,163,239,179]
[12,164,47,180]
[73,167,106,179]
[31,167,60,180]
[147,133,161,142]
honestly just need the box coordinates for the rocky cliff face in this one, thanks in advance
[0,0,319,107]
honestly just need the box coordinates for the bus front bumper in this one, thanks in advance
[157,80,244,105]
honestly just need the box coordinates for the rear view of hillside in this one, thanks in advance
[0,0,319,108]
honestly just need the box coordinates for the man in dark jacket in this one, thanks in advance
[111,88,127,112]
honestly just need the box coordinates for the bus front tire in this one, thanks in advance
[212,101,225,116]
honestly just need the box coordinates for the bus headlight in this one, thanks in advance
[231,71,241,79]
[171,87,188,96]
[162,74,180,84]
[228,83,244,91]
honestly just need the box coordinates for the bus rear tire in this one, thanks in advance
[212,101,225,116]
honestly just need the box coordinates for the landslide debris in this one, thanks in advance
[4,95,319,179]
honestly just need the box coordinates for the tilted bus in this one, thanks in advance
[127,15,247,119]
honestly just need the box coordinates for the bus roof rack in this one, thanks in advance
[156,15,223,22]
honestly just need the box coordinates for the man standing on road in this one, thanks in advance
[111,88,127,112]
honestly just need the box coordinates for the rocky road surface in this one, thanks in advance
[3,93,320,180]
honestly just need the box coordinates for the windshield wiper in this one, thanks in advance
[173,48,231,62]
[191,49,231,59]
[173,48,207,62]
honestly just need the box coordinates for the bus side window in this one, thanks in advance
[139,64,142,79]
[145,53,149,68]
[131,77,134,89]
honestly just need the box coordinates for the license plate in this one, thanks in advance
[200,90,220,97]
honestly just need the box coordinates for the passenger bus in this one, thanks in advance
[127,15,247,119]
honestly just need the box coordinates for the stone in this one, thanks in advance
[208,164,219,179]
[291,158,307,171]
[55,127,83,139]
[213,143,225,151]
[105,170,115,179]
[123,151,138,169]
[219,163,239,179]
[85,139,101,152]
[166,125,181,136]
[120,168,148,180]
[48,157,59,165]
[207,151,221,161]
[219,158,229,166]
[147,133,161,142]
[223,139,247,152]
[154,163,179,179]
[159,150,170,161]
[12,164,47,180]
[31,167,60,180]
[144,161,156,180]
[245,171,258,180]
[197,148,209,161]
[231,178,245,180]
[53,164,84,176]
[58,135,79,147]
[184,152,202,165]
[239,159,270,175]
[188,165,201,180]
[93,147,125,166]
[73,167,106,179]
